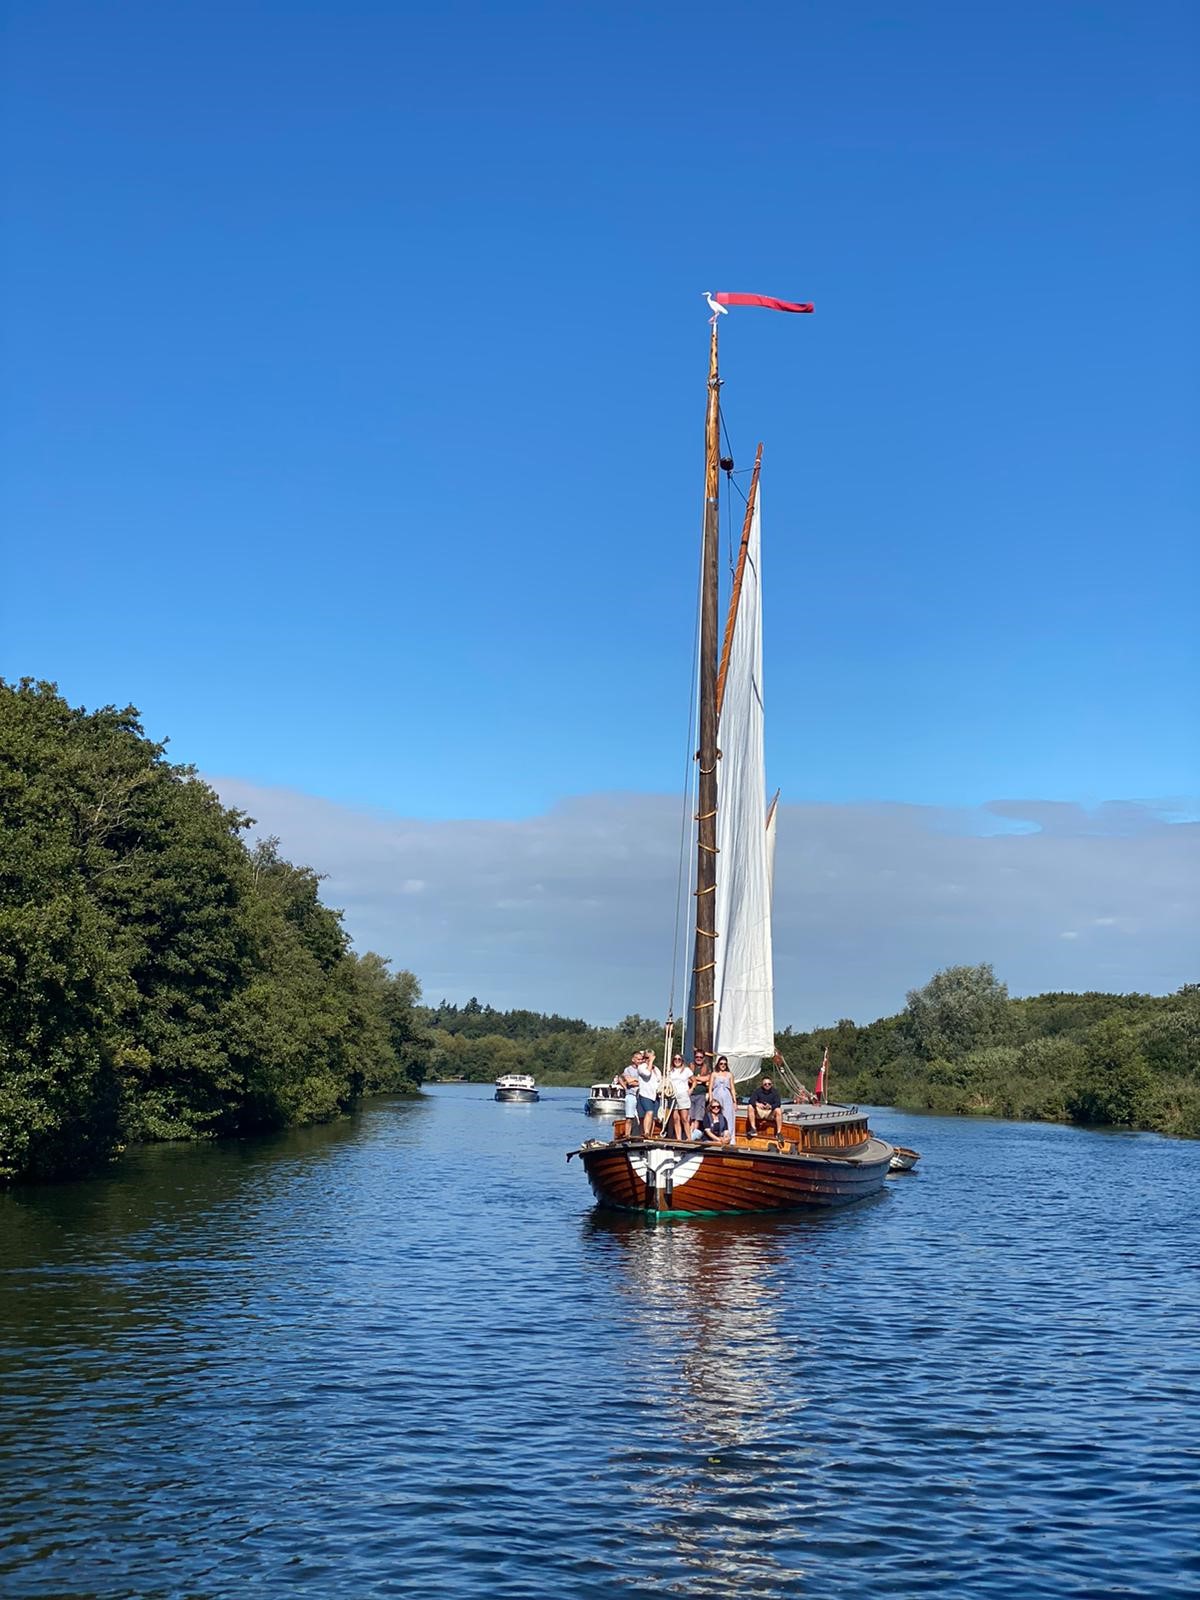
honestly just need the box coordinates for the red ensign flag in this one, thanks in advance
[715,292,814,314]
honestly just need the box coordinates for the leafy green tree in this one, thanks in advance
[0,892,122,1181]
[345,952,429,1092]
[902,963,1010,1060]
[1136,987,1200,1078]
[1066,1018,1154,1127]
[0,681,428,1183]
[615,1013,659,1038]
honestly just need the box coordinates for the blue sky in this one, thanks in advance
[2,2,1196,1017]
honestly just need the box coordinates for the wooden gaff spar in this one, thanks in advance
[569,295,894,1215]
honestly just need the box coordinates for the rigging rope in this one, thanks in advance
[720,405,736,576]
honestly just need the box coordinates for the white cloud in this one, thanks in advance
[210,779,1200,1028]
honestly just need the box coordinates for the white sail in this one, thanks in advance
[713,490,775,1084]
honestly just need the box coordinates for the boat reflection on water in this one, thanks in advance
[581,1211,843,1594]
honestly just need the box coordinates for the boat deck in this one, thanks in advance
[611,1106,875,1156]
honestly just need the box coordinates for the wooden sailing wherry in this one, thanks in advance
[574,1110,893,1215]
[569,293,895,1216]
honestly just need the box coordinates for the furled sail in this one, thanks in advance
[713,491,775,1083]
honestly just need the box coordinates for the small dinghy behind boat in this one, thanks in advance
[889,1146,921,1172]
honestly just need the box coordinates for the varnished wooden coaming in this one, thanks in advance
[611,1110,873,1154]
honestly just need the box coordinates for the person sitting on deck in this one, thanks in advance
[747,1075,783,1138]
[692,1097,730,1144]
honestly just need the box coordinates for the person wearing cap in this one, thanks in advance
[747,1074,783,1138]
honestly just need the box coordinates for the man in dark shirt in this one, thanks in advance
[747,1075,783,1137]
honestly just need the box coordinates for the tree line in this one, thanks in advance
[778,964,1198,1138]
[0,681,427,1184]
[4,680,1194,1186]
[425,968,1199,1139]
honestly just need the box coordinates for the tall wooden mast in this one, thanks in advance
[691,319,722,1057]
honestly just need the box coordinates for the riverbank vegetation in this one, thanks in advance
[425,967,1199,1139]
[0,681,427,1184]
[5,681,1194,1184]
[422,999,663,1088]
[779,965,1199,1138]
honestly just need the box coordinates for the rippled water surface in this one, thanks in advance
[2,1088,1198,1598]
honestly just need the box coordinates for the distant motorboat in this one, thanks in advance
[495,1074,539,1103]
[585,1083,625,1116]
[889,1146,921,1173]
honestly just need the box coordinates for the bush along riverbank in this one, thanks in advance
[776,965,1200,1139]
[0,680,428,1184]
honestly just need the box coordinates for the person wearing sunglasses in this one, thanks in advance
[694,1097,730,1144]
[711,1055,737,1146]
[747,1074,783,1138]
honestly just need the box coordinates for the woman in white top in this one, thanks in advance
[667,1053,692,1141]
[636,1051,662,1137]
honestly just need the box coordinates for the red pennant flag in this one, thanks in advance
[715,292,814,314]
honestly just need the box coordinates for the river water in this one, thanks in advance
[1,1086,1196,1598]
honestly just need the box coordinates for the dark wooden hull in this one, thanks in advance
[575,1135,893,1215]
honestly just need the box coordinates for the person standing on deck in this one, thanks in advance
[667,1053,692,1141]
[689,1051,713,1136]
[636,1051,662,1138]
[621,1053,641,1134]
[711,1055,737,1146]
